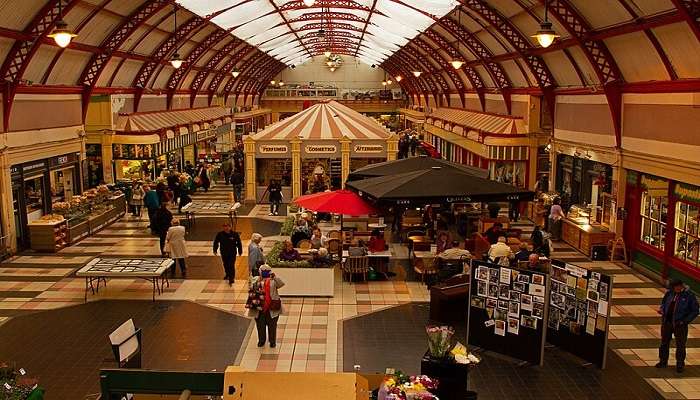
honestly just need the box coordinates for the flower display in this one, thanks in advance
[426,325,454,359]
[379,373,439,400]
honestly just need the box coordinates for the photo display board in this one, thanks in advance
[546,260,614,368]
[467,260,549,366]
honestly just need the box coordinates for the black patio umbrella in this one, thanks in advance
[347,156,488,181]
[346,166,534,205]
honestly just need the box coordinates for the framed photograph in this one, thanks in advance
[548,308,560,330]
[533,296,545,304]
[517,274,530,284]
[591,271,602,281]
[477,280,488,297]
[513,282,527,292]
[529,283,545,297]
[565,286,577,297]
[551,292,566,309]
[489,268,499,283]
[486,298,498,308]
[494,308,507,321]
[551,281,560,294]
[599,282,609,301]
[521,315,538,329]
[471,296,485,309]
[587,300,598,317]
[521,294,533,312]
[476,266,489,281]
[587,289,599,303]
[508,301,520,318]
[566,275,577,288]
[510,290,521,302]
[495,319,506,336]
[486,307,494,319]
[499,284,511,300]
[487,282,499,299]
[532,273,545,285]
[577,277,588,290]
[532,302,544,319]
[498,299,509,310]
[588,279,599,291]
[500,267,512,284]
[552,267,567,283]
[507,317,520,335]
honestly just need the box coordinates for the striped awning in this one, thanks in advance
[251,101,391,141]
[116,107,231,133]
[427,108,526,135]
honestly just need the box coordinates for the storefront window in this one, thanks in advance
[675,201,700,267]
[24,176,45,222]
[639,175,669,251]
[492,161,526,188]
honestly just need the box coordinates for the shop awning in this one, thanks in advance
[347,166,534,205]
[348,156,487,181]
[426,126,488,157]
[251,101,391,141]
[427,108,526,135]
[116,107,231,133]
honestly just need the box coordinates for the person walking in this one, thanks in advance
[213,223,243,285]
[129,181,144,217]
[143,185,160,234]
[197,163,211,192]
[248,233,265,277]
[153,202,173,255]
[165,219,187,278]
[656,279,699,372]
[548,197,566,240]
[409,134,419,156]
[267,179,282,216]
[246,264,285,348]
[222,157,234,184]
[231,170,244,203]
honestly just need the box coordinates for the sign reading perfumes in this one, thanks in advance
[259,145,288,154]
[305,145,337,154]
[353,144,383,153]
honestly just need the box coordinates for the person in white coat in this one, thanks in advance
[165,219,188,278]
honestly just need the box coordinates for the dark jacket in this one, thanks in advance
[153,208,173,234]
[213,231,243,257]
[660,288,699,324]
[231,172,244,186]
[144,190,160,209]
[514,250,531,262]
[268,183,282,202]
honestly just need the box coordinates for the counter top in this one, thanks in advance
[563,218,610,234]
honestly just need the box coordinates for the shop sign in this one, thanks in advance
[259,145,288,154]
[446,196,472,203]
[674,183,700,204]
[353,144,383,153]
[49,153,77,168]
[22,161,47,174]
[305,145,337,154]
[196,130,215,141]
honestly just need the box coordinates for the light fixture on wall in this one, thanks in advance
[412,71,422,77]
[395,75,402,82]
[48,1,77,48]
[169,5,183,69]
[531,0,560,48]
[450,8,464,69]
[303,0,316,7]
[232,70,240,78]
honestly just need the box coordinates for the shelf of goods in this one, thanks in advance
[29,194,126,253]
[274,266,335,296]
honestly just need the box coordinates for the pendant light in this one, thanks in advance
[48,1,77,48]
[412,71,422,78]
[270,80,276,85]
[329,67,336,72]
[381,81,387,86]
[450,9,464,69]
[232,70,240,78]
[326,60,333,67]
[387,78,393,85]
[395,75,402,82]
[531,0,560,48]
[324,49,332,58]
[170,5,183,69]
[303,0,316,6]
[278,81,285,87]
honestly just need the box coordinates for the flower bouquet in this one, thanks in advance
[0,362,44,400]
[426,325,454,360]
[379,372,439,400]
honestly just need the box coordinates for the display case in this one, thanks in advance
[28,218,68,252]
[562,205,614,258]
[567,204,593,225]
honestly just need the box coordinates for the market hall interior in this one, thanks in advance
[0,0,699,399]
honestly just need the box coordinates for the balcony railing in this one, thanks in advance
[263,86,405,101]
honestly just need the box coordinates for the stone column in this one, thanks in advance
[243,136,257,203]
[386,133,399,161]
[0,141,15,253]
[101,130,116,184]
[290,137,302,198]
[611,153,626,237]
[340,136,351,189]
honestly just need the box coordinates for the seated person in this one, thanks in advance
[488,236,514,263]
[310,227,327,249]
[484,222,504,245]
[348,239,368,257]
[435,231,451,254]
[526,253,542,271]
[513,242,532,263]
[367,229,386,252]
[291,219,311,246]
[279,239,302,261]
[310,247,332,266]
[439,241,471,260]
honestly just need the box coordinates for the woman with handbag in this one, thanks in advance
[246,264,285,348]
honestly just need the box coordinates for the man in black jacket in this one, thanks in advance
[213,223,243,285]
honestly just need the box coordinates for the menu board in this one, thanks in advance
[468,260,548,366]
[546,260,613,368]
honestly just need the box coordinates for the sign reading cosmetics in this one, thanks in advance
[302,143,339,157]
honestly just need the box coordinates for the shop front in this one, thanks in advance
[555,154,612,210]
[625,172,700,288]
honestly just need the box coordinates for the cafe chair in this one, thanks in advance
[342,256,369,283]
[413,256,438,285]
[327,230,341,240]
[297,239,312,250]
[326,238,341,262]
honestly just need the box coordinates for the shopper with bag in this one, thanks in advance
[246,264,285,348]
[213,223,243,285]
[165,219,187,278]
[129,181,145,217]
[248,233,265,277]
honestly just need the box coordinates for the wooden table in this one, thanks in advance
[76,258,173,302]
[368,223,387,230]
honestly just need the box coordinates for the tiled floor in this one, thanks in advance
[0,184,698,399]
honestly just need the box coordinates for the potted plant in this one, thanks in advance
[420,326,480,400]
[0,363,44,400]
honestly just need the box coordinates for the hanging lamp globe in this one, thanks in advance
[232,70,240,78]
[381,81,387,86]
[270,80,276,85]
[395,76,402,82]
[387,79,393,85]
[170,53,183,69]
[303,0,316,7]
[329,67,336,72]
[48,20,77,48]
[450,59,464,69]
[326,61,333,67]
[532,21,560,48]
[412,71,421,78]
[278,81,285,86]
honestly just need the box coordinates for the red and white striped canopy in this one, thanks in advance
[251,101,391,141]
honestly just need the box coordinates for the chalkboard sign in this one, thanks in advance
[546,259,614,369]
[467,260,549,366]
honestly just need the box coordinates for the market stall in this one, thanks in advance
[561,204,615,259]
[243,100,398,203]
